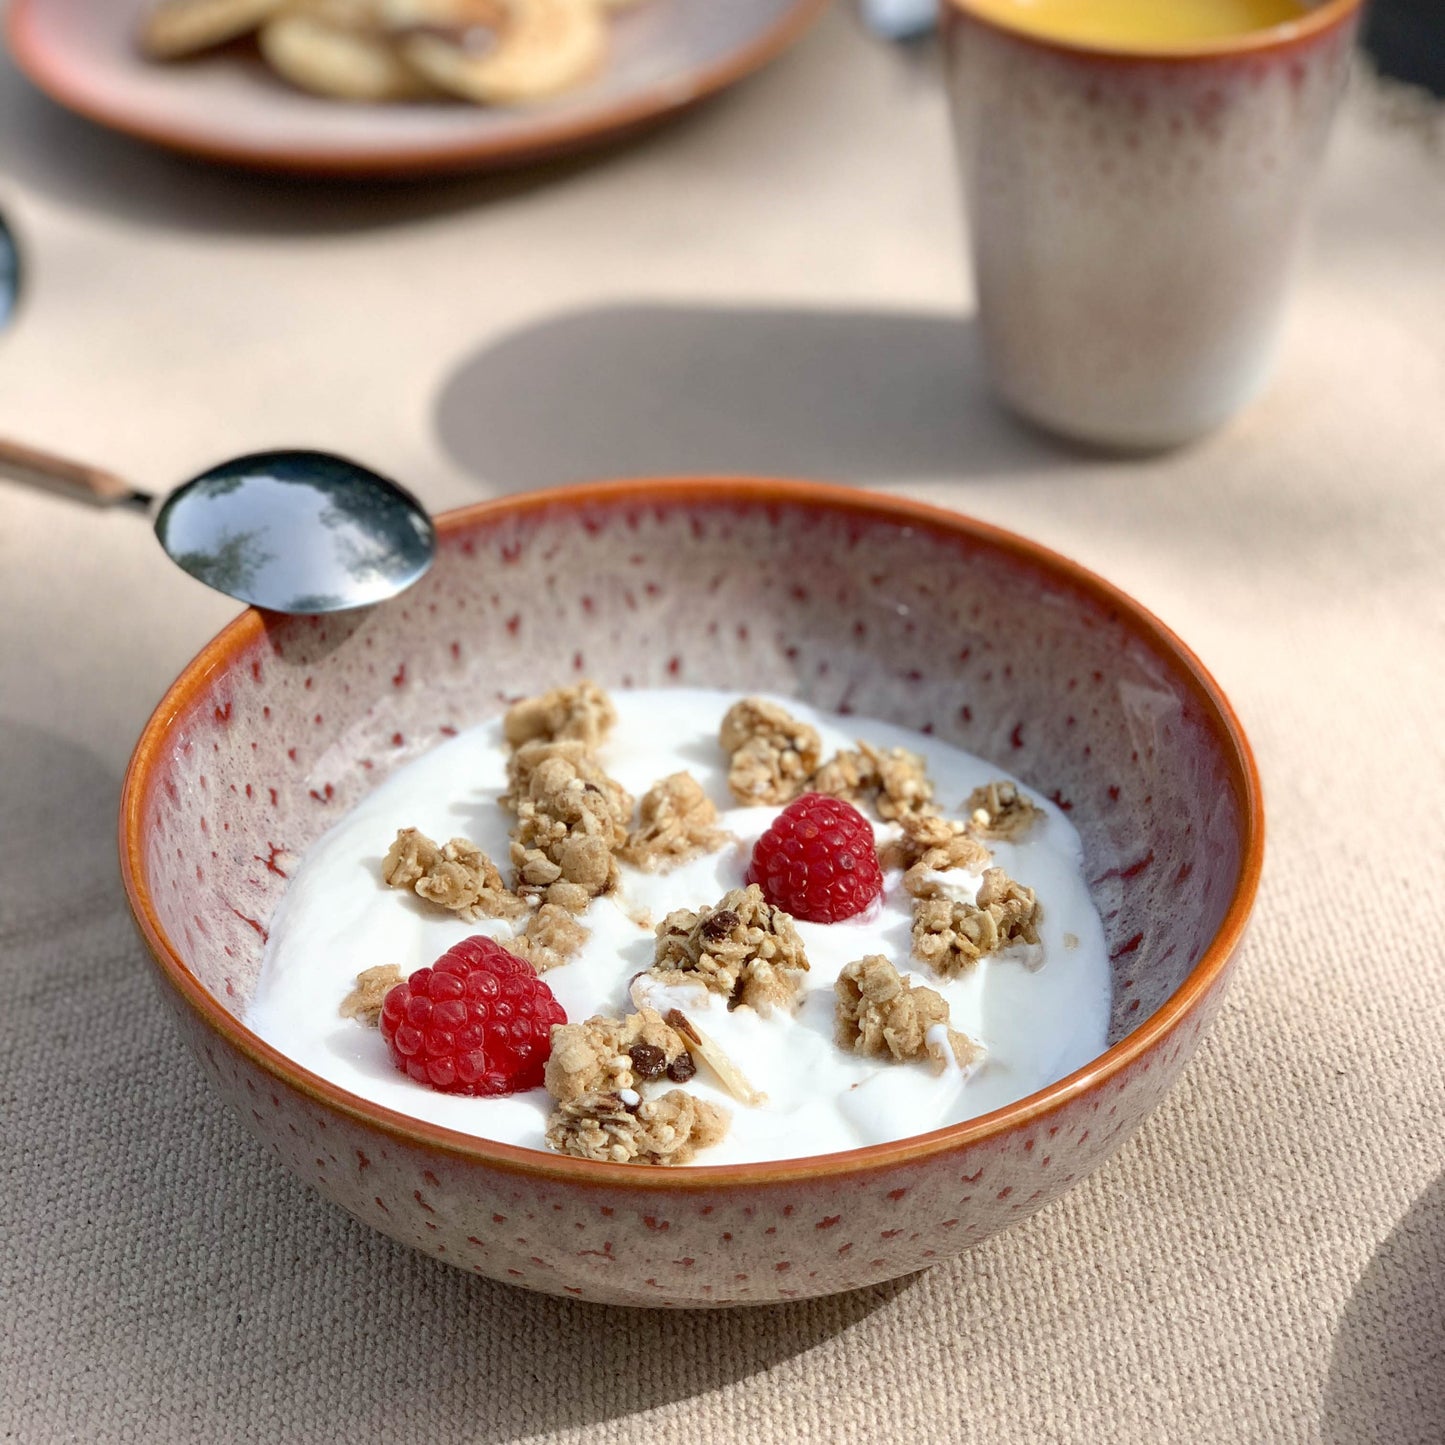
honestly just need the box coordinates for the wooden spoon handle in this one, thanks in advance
[0,436,146,506]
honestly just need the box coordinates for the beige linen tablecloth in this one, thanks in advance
[2,10,1442,1442]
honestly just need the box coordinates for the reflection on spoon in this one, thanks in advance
[155,451,436,612]
[0,211,20,331]
[0,440,436,614]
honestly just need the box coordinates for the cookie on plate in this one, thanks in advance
[141,0,287,59]
[259,3,436,101]
[396,0,606,105]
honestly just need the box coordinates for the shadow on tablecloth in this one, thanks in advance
[0,714,921,1441]
[434,302,1086,492]
[1323,1172,1445,1444]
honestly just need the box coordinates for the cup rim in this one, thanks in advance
[942,0,1364,63]
[119,476,1265,1191]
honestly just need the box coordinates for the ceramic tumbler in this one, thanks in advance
[942,0,1365,448]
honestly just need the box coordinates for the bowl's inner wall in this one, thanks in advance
[138,493,1245,1049]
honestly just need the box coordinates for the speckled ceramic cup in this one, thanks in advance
[942,0,1363,448]
[120,479,1262,1308]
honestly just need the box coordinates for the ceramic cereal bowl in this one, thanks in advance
[119,478,1263,1307]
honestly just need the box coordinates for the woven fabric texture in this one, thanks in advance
[1,12,1442,1441]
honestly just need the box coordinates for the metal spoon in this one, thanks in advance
[0,211,20,332]
[0,440,436,613]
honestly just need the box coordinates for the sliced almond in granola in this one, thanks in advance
[664,1008,765,1108]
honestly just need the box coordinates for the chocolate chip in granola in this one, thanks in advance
[628,1043,668,1081]
[700,908,739,942]
[666,1050,697,1084]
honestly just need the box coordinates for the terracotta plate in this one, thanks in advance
[7,0,829,176]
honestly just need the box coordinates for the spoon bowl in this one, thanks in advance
[0,210,20,332]
[0,440,436,613]
[153,450,436,613]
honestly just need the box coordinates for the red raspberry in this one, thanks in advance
[379,936,566,1096]
[746,793,884,923]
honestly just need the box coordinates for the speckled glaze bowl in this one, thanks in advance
[942,0,1363,448]
[120,479,1262,1307]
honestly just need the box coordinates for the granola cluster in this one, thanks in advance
[543,1007,696,1103]
[373,685,633,981]
[339,964,403,1027]
[382,827,528,922]
[719,698,822,806]
[356,679,1060,1169]
[719,697,936,825]
[719,702,1043,863]
[545,1089,730,1166]
[965,780,1042,842]
[539,999,756,1165]
[912,866,1042,976]
[811,742,933,821]
[880,810,994,887]
[835,954,984,1073]
[619,771,728,871]
[503,680,617,750]
[652,884,810,1013]
[508,903,590,973]
[505,739,633,913]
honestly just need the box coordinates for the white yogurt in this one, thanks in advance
[247,690,1112,1165]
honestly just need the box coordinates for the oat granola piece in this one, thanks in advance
[505,740,634,911]
[811,741,934,821]
[834,955,984,1073]
[381,826,528,921]
[543,1007,693,1103]
[651,884,809,1013]
[544,1089,730,1165]
[504,738,631,815]
[339,963,403,1026]
[877,810,994,888]
[911,867,1042,976]
[964,780,1043,842]
[503,681,617,751]
[809,748,870,806]
[508,903,589,973]
[719,698,822,806]
[618,771,728,870]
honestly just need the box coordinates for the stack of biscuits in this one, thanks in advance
[140,0,644,105]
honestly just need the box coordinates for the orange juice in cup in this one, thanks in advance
[942,0,1364,447]
[964,0,1314,49]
